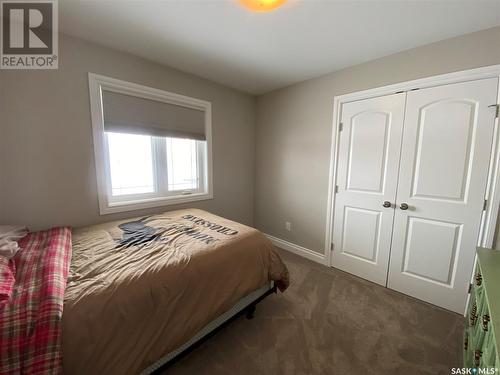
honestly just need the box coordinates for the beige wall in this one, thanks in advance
[2,27,500,247]
[255,26,500,254]
[0,34,256,230]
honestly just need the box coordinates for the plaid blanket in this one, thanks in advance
[0,228,72,375]
[0,257,15,302]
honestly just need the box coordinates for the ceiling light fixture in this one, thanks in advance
[240,0,287,12]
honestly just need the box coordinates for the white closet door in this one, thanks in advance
[332,93,406,285]
[388,78,499,313]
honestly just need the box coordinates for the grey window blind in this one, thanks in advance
[102,91,206,141]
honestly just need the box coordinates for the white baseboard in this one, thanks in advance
[264,234,327,266]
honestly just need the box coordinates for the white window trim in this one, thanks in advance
[88,73,213,215]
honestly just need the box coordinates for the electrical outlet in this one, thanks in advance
[285,221,292,231]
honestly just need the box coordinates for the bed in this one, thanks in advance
[65,209,288,374]
[0,209,289,375]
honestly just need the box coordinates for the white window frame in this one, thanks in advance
[88,73,213,215]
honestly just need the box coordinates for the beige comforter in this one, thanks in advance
[62,209,289,375]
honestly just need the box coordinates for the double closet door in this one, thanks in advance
[332,78,498,313]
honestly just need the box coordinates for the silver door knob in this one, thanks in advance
[382,201,392,208]
[400,203,409,210]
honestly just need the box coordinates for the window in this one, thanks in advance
[105,133,206,201]
[166,137,200,191]
[89,73,212,214]
[107,133,154,196]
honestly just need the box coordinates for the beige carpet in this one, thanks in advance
[163,248,463,375]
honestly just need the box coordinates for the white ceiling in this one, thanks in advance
[59,0,500,95]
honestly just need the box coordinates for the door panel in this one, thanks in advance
[341,206,381,263]
[388,78,499,313]
[401,217,461,285]
[332,93,406,285]
[411,99,476,201]
[347,111,390,193]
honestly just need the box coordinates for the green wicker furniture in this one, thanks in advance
[464,248,500,369]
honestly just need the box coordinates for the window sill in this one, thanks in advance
[99,192,213,215]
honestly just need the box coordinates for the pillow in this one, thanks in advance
[0,256,16,303]
[0,226,27,259]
